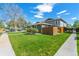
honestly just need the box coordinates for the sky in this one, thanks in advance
[1,3,79,25]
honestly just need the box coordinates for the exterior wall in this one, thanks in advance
[35,24,65,35]
[44,19,67,27]
[42,26,53,35]
[45,20,55,26]
[42,26,59,35]
[60,27,64,33]
[35,25,65,35]
[34,19,67,35]
[60,21,67,27]
[57,27,65,33]
[53,27,59,35]
[36,25,47,33]
[36,25,42,33]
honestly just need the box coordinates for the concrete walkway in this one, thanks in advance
[55,33,77,56]
[0,33,15,56]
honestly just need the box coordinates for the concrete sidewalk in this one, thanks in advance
[0,33,15,56]
[55,33,77,56]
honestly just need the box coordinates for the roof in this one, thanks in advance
[43,18,54,23]
[44,18,67,24]
[55,18,67,24]
[33,22,48,25]
[33,18,68,25]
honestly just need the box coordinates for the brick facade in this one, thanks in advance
[42,26,64,35]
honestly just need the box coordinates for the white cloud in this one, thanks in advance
[57,10,67,15]
[71,17,77,20]
[37,12,43,16]
[34,14,43,18]
[35,3,54,13]
[57,16,61,18]
[65,13,70,15]
[34,3,55,18]
[34,12,44,18]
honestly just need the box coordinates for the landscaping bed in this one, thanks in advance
[8,32,70,56]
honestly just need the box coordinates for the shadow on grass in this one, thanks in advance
[76,32,79,40]
[23,32,36,35]
[76,37,79,40]
[65,32,73,34]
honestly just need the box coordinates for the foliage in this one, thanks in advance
[67,24,73,28]
[9,32,70,56]
[17,16,27,29]
[1,4,27,32]
[0,20,4,28]
[73,20,79,28]
[25,21,38,34]
[7,16,27,32]
[26,21,32,28]
[77,33,79,55]
[26,27,38,34]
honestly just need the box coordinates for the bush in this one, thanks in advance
[26,27,38,34]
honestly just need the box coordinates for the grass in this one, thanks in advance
[8,32,70,56]
[0,32,3,36]
[77,33,79,55]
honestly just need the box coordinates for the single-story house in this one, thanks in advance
[33,18,68,35]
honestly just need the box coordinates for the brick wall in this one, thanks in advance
[42,26,59,35]
[42,27,65,35]
[53,27,59,35]
[60,27,64,33]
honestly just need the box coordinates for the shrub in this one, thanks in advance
[26,27,38,34]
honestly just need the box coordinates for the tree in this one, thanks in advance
[7,19,15,31]
[17,16,27,30]
[7,16,27,31]
[73,20,79,28]
[26,21,32,28]
[2,4,24,32]
[67,24,73,28]
[25,21,38,34]
[26,27,38,34]
[0,20,4,28]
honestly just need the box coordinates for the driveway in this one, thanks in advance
[0,33,15,56]
[55,33,77,56]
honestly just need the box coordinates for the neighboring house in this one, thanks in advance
[33,18,68,35]
[0,28,5,33]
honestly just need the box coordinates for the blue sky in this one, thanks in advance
[2,3,79,25]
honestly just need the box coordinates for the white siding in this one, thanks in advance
[42,25,46,28]
[60,21,67,27]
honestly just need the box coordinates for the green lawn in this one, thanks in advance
[8,32,70,56]
[77,33,79,55]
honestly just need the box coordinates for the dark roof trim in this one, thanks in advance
[55,18,67,24]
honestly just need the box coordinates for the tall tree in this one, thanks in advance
[7,16,27,31]
[7,19,15,30]
[26,21,32,28]
[0,19,4,28]
[73,20,79,28]
[2,4,24,31]
[17,16,27,30]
